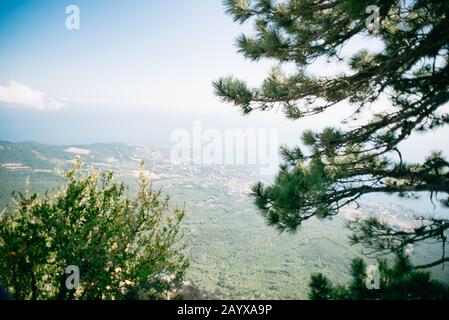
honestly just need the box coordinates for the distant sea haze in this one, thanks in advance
[1,103,448,166]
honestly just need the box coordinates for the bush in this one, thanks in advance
[0,158,188,300]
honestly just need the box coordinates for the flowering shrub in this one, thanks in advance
[0,158,188,300]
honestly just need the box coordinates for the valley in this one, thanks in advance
[1,140,448,299]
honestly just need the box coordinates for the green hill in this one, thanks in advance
[1,141,447,299]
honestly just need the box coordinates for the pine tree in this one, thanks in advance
[214,0,449,268]
[309,254,449,300]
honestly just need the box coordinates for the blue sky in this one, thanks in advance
[0,0,448,165]
[0,0,282,145]
[0,0,256,110]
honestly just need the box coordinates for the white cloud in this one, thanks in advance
[0,80,64,110]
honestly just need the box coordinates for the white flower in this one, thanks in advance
[405,244,414,256]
